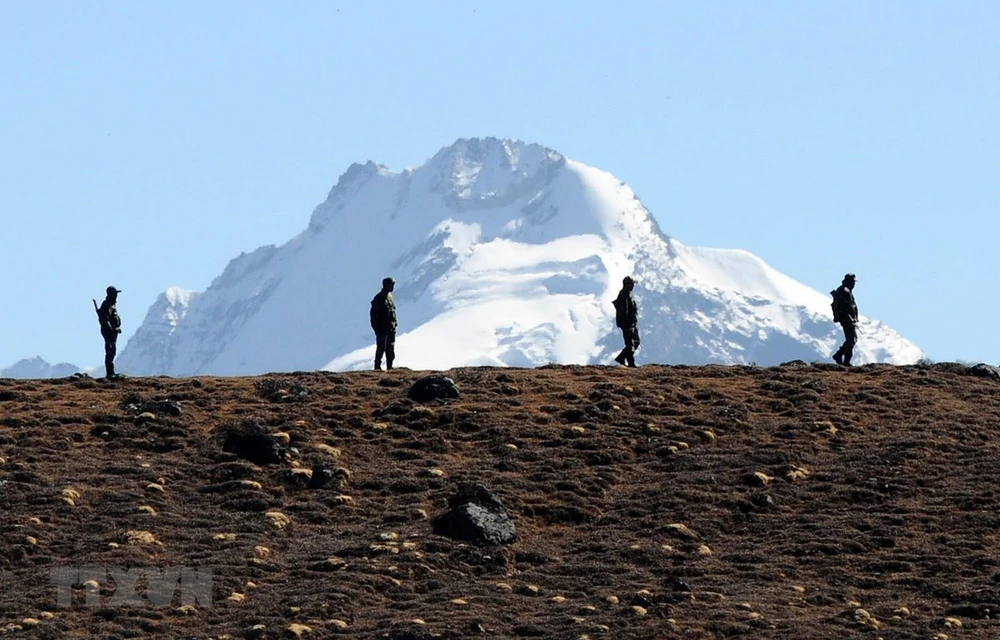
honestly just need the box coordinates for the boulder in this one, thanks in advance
[221,421,286,465]
[407,376,460,403]
[432,484,515,545]
[968,363,1000,379]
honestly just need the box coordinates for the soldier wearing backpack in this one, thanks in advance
[830,273,858,366]
[370,277,397,370]
[612,276,640,367]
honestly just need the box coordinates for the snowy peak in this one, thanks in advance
[426,137,565,204]
[118,137,923,376]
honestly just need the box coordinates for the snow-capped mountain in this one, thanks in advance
[118,137,922,375]
[1,357,81,379]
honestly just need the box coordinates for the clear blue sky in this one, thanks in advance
[2,1,997,369]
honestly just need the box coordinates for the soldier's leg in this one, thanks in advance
[625,327,638,367]
[833,323,848,364]
[843,323,857,365]
[614,329,628,365]
[374,332,385,370]
[104,333,117,378]
[385,330,396,370]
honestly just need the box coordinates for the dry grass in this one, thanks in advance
[2,363,1000,638]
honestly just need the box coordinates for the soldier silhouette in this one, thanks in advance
[370,277,397,370]
[94,286,123,379]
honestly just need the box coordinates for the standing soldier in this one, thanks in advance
[831,273,858,366]
[370,277,397,371]
[94,286,123,379]
[612,276,640,368]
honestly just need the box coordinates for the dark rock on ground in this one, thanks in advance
[432,483,515,545]
[408,375,460,403]
[968,363,1000,379]
[220,421,286,465]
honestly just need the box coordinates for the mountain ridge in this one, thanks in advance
[117,137,922,376]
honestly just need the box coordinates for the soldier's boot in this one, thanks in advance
[833,350,844,365]
[106,363,116,379]
[374,360,382,371]
[386,359,393,371]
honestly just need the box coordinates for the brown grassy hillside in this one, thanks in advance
[2,363,1000,639]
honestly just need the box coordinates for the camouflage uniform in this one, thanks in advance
[831,276,858,366]
[97,287,123,378]
[370,279,397,370]
[613,279,640,368]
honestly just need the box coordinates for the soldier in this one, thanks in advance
[370,277,397,371]
[94,286,123,379]
[612,276,640,368]
[831,273,859,366]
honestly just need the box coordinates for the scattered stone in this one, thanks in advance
[228,592,246,603]
[314,443,341,458]
[309,466,336,489]
[125,530,159,546]
[632,606,647,616]
[20,619,40,627]
[280,468,314,489]
[665,523,698,540]
[517,584,540,597]
[265,512,291,529]
[135,412,157,423]
[221,420,286,465]
[605,595,619,605]
[698,544,712,556]
[328,619,349,629]
[24,536,37,545]
[408,375,461,403]
[786,465,811,481]
[38,613,54,620]
[286,623,313,637]
[451,598,468,605]
[254,546,272,559]
[744,471,772,487]
[213,533,238,541]
[246,624,267,640]
[177,604,198,615]
[432,483,516,545]
[425,468,446,478]
[333,494,354,506]
[311,557,346,572]
[412,508,428,520]
[665,577,691,592]
[944,617,963,629]
[697,430,717,444]
[146,482,165,492]
[496,582,513,592]
[137,505,157,515]
[334,467,352,482]
[61,487,80,506]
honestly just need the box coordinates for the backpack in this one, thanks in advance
[830,289,842,323]
[611,296,624,328]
